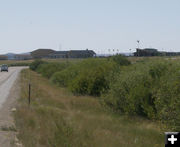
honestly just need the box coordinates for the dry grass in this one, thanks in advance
[0,58,82,67]
[0,60,33,65]
[42,58,84,63]
[14,69,164,147]
[127,56,180,63]
[0,56,178,66]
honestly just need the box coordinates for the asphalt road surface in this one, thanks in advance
[0,67,27,147]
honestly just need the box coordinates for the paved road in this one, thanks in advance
[0,67,27,147]
[0,67,25,108]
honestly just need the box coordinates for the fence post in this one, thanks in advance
[28,83,31,106]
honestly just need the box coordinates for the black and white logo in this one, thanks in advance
[165,132,180,147]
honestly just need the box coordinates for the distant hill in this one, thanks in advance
[5,53,15,56]
[20,52,31,55]
[5,52,31,60]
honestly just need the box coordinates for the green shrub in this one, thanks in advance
[37,62,69,79]
[30,60,47,71]
[51,58,116,96]
[71,59,116,96]
[110,55,131,66]
[153,62,180,130]
[50,65,79,87]
[102,65,154,117]
[70,63,114,96]
[149,62,168,79]
[102,59,180,130]
[102,60,169,117]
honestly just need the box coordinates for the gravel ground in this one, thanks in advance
[0,67,27,147]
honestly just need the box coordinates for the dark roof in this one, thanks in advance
[143,48,158,52]
[15,54,32,57]
[49,51,68,55]
[69,50,96,54]
[31,49,55,58]
[31,49,55,54]
[0,55,8,58]
[49,50,96,56]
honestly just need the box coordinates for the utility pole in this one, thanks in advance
[137,40,140,49]
[129,49,132,52]
[59,43,62,51]
[108,49,110,56]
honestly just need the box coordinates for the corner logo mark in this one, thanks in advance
[168,135,177,144]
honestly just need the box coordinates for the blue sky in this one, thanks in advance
[0,0,180,54]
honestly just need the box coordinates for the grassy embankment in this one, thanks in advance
[14,68,164,147]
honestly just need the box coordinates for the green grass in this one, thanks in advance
[14,69,164,147]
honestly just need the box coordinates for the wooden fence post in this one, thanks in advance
[28,83,31,106]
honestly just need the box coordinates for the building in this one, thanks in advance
[134,48,180,57]
[47,49,96,59]
[31,49,55,59]
[48,51,68,58]
[0,55,8,60]
[5,53,16,60]
[14,54,33,60]
[134,48,159,56]
[68,50,96,58]
[164,52,180,56]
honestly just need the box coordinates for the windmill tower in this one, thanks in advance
[59,43,62,51]
[137,40,140,49]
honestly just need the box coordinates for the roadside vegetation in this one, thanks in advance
[30,56,129,96]
[103,59,180,131]
[14,68,163,147]
[14,55,180,146]
[27,56,180,131]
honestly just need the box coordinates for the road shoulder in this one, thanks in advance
[0,73,22,147]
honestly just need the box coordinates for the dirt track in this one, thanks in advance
[0,67,26,147]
